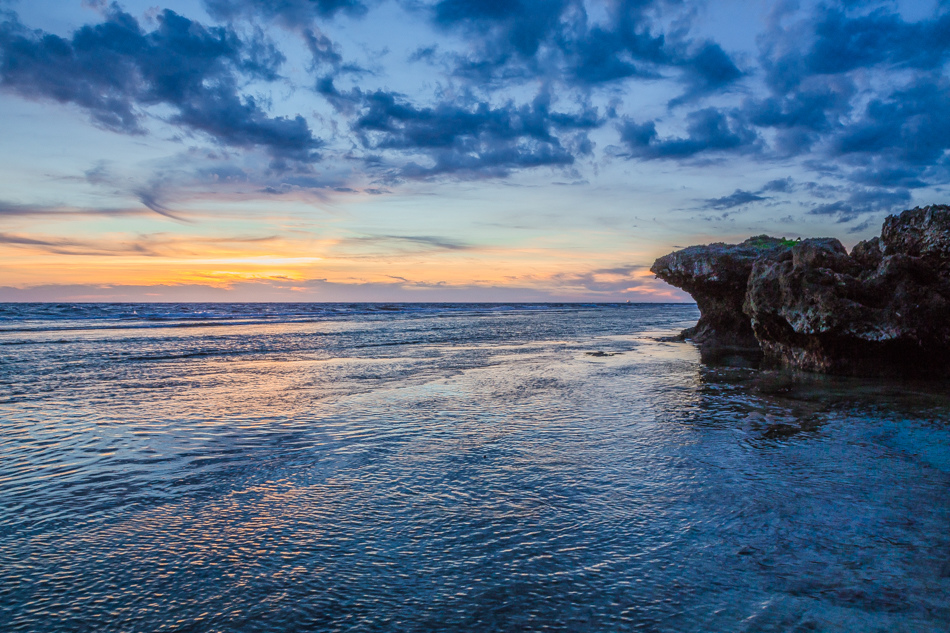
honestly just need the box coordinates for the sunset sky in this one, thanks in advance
[1,0,947,301]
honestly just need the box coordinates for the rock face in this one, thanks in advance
[650,236,794,349]
[653,205,950,375]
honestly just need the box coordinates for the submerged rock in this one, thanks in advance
[649,235,795,350]
[653,205,950,376]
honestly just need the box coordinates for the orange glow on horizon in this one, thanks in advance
[0,222,688,300]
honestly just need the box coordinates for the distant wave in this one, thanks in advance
[0,302,654,334]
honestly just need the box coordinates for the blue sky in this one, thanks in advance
[0,0,947,301]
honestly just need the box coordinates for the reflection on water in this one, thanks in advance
[1,303,948,632]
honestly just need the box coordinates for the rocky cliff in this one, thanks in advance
[651,205,950,375]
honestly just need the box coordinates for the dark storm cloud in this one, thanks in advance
[618,108,758,160]
[0,6,321,163]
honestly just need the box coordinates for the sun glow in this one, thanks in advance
[170,257,323,266]
[0,208,690,300]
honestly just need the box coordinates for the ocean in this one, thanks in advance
[1,303,948,632]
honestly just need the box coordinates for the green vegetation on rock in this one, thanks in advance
[743,235,798,250]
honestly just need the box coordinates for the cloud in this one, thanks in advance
[304,27,344,70]
[0,231,161,256]
[846,217,874,234]
[618,108,758,160]
[804,8,950,77]
[425,0,743,104]
[742,77,855,146]
[0,200,150,217]
[549,264,688,298]
[563,24,663,85]
[740,1,950,198]
[3,0,945,206]
[788,75,950,192]
[74,150,346,216]
[343,234,473,252]
[762,177,794,193]
[833,77,950,168]
[808,187,911,223]
[432,0,571,61]
[670,42,744,106]
[743,75,950,187]
[847,165,930,190]
[758,4,950,95]
[318,82,600,179]
[387,235,470,250]
[603,0,950,195]
[0,6,321,163]
[701,189,766,211]
[203,0,370,27]
[0,229,289,259]
[134,187,189,222]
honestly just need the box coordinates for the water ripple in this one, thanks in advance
[1,304,948,632]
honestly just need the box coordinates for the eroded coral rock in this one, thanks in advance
[650,235,794,350]
[881,205,950,264]
[652,204,950,375]
[745,205,950,375]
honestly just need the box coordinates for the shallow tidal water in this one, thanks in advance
[1,303,948,632]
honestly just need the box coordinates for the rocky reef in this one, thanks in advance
[651,205,950,376]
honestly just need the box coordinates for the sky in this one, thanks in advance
[0,0,947,302]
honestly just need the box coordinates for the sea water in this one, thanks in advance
[0,303,948,632]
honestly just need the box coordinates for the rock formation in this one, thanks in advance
[652,205,950,376]
[649,236,794,349]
